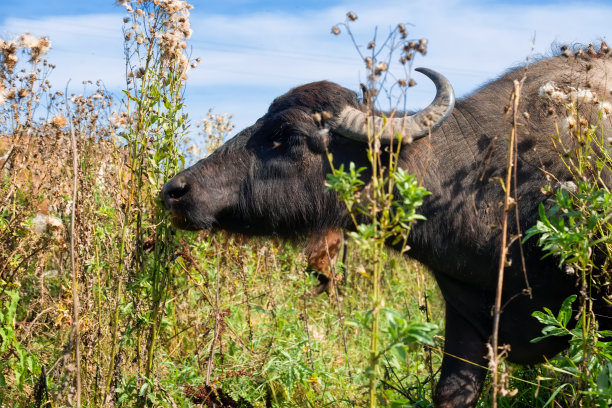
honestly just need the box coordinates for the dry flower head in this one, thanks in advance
[121,0,194,73]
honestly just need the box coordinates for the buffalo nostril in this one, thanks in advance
[162,177,190,207]
[168,183,189,199]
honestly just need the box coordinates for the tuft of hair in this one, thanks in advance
[550,40,611,59]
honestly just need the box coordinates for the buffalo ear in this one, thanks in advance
[306,128,329,154]
[306,111,332,154]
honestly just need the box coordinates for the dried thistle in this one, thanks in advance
[374,62,388,76]
[398,23,407,39]
[50,114,67,128]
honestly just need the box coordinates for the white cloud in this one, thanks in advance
[1,14,125,90]
[189,0,611,129]
[1,0,610,132]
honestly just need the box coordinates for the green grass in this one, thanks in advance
[1,2,611,407]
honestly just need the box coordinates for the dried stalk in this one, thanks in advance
[69,117,81,407]
[206,251,222,385]
[325,235,353,379]
[491,77,524,407]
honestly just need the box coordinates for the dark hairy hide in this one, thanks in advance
[163,49,612,407]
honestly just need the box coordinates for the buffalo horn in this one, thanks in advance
[332,67,455,144]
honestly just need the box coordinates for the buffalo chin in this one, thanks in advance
[169,212,218,231]
[169,215,200,230]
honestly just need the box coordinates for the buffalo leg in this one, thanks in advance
[434,304,488,408]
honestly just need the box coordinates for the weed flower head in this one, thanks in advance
[50,114,67,128]
[0,34,51,70]
[0,39,19,69]
[30,213,63,234]
[0,84,6,105]
[599,101,612,118]
[159,1,193,70]
[123,0,194,73]
[19,33,38,49]
[19,34,51,62]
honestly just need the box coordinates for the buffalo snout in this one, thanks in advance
[161,174,190,209]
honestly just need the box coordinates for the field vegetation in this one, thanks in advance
[0,1,610,407]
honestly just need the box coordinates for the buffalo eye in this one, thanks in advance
[305,130,327,154]
[268,129,286,150]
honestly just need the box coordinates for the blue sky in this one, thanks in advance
[1,0,611,133]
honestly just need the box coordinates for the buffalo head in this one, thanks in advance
[161,68,454,236]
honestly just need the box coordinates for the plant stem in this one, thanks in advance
[69,114,81,408]
[491,78,523,407]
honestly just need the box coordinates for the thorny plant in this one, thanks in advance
[488,74,528,408]
[524,99,612,406]
[10,4,610,408]
[328,13,439,408]
[0,31,120,406]
[108,0,194,406]
[0,8,437,407]
[332,13,426,113]
[0,33,52,134]
[183,109,235,164]
[481,46,612,407]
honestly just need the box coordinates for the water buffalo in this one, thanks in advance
[162,47,612,406]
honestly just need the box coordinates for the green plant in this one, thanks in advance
[524,106,612,406]
[326,13,438,407]
[0,290,40,397]
[0,5,448,407]
[528,294,612,406]
[104,1,194,405]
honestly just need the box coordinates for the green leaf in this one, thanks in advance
[253,306,273,315]
[139,381,149,396]
[532,310,558,327]
[542,383,571,407]
[557,295,577,327]
[390,343,407,362]
[596,362,612,395]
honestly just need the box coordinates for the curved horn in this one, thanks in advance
[332,67,455,144]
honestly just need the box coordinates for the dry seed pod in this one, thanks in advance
[398,23,407,39]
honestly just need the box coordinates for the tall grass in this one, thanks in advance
[523,103,612,407]
[0,3,610,408]
[0,4,443,406]
[328,14,440,407]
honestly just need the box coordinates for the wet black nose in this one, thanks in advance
[161,175,190,208]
